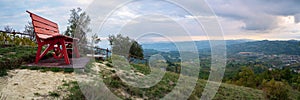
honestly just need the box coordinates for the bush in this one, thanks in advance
[0,32,36,46]
[63,68,74,73]
[0,69,8,77]
[0,46,36,70]
[262,79,289,100]
[105,63,113,68]
[48,91,60,97]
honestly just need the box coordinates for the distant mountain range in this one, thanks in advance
[226,40,300,55]
[142,40,300,55]
[142,40,252,52]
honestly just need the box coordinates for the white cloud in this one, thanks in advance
[1,0,300,42]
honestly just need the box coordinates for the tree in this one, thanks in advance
[282,67,292,81]
[91,33,101,56]
[4,25,13,32]
[91,34,101,44]
[233,67,257,88]
[108,34,143,61]
[262,79,289,100]
[24,22,35,41]
[64,7,91,46]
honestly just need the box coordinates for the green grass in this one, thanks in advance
[0,46,37,76]
[60,62,300,100]
[19,66,74,73]
[99,62,267,99]
[0,46,36,69]
[63,81,86,100]
[130,63,151,75]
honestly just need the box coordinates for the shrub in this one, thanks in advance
[48,91,60,97]
[0,46,36,71]
[0,69,8,77]
[105,63,113,68]
[33,92,40,96]
[262,79,289,100]
[63,68,74,73]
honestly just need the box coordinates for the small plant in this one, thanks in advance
[105,63,113,68]
[50,68,61,72]
[33,92,40,96]
[63,83,70,86]
[29,66,40,70]
[48,91,60,97]
[63,68,74,73]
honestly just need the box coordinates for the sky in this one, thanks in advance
[1,0,300,45]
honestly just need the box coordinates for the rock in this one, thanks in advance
[169,81,174,85]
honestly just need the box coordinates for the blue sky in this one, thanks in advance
[1,0,300,45]
[0,0,90,32]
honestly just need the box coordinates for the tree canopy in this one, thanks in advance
[64,7,90,46]
[108,34,144,61]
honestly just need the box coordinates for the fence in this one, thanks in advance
[0,30,33,38]
[93,47,111,60]
[0,30,35,47]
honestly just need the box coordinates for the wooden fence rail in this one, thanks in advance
[0,30,33,37]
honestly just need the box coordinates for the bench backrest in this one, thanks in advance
[26,11,60,39]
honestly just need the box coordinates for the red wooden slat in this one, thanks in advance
[37,34,67,40]
[30,14,58,28]
[32,21,59,33]
[34,27,60,36]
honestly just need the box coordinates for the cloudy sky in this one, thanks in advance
[1,0,300,44]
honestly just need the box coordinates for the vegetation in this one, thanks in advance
[108,34,144,61]
[98,62,265,99]
[261,79,289,100]
[0,69,8,77]
[0,46,73,76]
[225,66,300,99]
[64,7,90,47]
[48,91,60,97]
[0,46,36,69]
[131,63,151,75]
[23,21,35,41]
[3,26,13,32]
[63,81,86,100]
[18,66,74,73]
[0,32,36,46]
[227,40,300,55]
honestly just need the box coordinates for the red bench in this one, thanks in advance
[27,11,80,64]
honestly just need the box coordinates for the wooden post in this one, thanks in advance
[106,48,109,60]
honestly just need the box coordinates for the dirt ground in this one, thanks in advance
[0,69,76,100]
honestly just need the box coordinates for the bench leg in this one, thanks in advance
[40,44,54,59]
[35,45,42,64]
[61,40,70,64]
[35,44,55,64]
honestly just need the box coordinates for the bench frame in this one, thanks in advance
[27,11,80,64]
